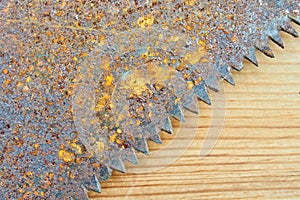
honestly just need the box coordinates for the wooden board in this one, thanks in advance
[90,25,300,200]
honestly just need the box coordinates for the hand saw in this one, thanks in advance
[0,0,299,199]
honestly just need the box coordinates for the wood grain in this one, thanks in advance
[90,25,300,200]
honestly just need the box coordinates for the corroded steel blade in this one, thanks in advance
[0,0,299,199]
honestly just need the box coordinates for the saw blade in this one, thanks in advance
[0,0,299,199]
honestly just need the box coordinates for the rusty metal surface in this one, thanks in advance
[0,0,299,199]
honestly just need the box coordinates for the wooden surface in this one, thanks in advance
[90,25,300,199]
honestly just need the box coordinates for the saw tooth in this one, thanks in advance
[148,126,162,144]
[170,104,185,122]
[99,165,112,181]
[110,157,126,173]
[256,45,275,58]
[230,61,244,71]
[204,73,220,92]
[124,147,138,165]
[193,81,211,105]
[289,16,300,26]
[280,23,299,37]
[245,47,258,67]
[83,175,101,193]
[268,29,284,49]
[149,133,162,144]
[160,116,173,134]
[133,137,149,155]
[182,95,199,114]
[223,71,235,86]
[78,185,90,200]
[217,63,235,86]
